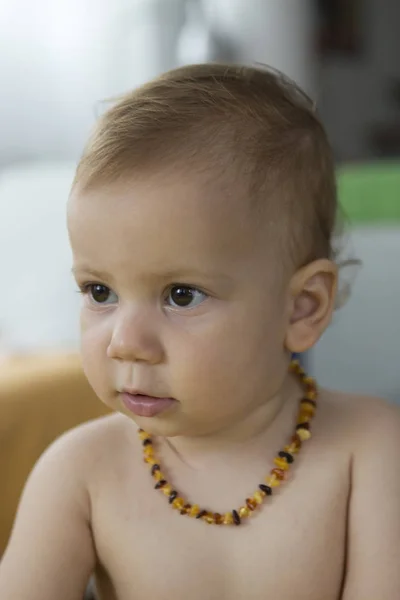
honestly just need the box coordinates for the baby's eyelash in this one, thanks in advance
[76,282,96,294]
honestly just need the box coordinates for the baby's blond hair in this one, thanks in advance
[74,63,337,268]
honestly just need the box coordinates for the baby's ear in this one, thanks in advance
[284,260,338,354]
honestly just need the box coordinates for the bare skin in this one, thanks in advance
[1,390,400,600]
[1,172,399,599]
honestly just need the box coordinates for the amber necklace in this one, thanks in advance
[139,359,317,526]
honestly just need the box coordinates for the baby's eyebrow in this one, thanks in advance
[71,265,235,290]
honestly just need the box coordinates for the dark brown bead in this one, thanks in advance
[232,510,241,525]
[196,510,207,519]
[151,464,160,475]
[142,438,152,446]
[169,491,178,504]
[259,484,272,496]
[155,480,167,489]
[214,513,223,525]
[278,450,294,464]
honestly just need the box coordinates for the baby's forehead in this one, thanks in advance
[68,174,276,280]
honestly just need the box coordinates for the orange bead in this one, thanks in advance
[223,512,234,525]
[239,506,251,518]
[273,457,290,470]
[271,468,285,480]
[172,497,185,510]
[297,427,312,441]
[246,497,257,511]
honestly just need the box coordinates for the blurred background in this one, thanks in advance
[0,0,399,572]
[0,0,399,392]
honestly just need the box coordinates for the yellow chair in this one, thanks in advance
[0,353,109,555]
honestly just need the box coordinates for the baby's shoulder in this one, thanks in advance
[318,389,400,457]
[40,413,136,487]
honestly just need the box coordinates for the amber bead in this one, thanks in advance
[296,427,312,441]
[297,414,310,425]
[253,490,264,504]
[259,484,272,496]
[151,464,161,475]
[271,468,285,480]
[290,433,302,449]
[239,506,250,518]
[205,513,215,524]
[290,360,301,373]
[223,512,234,525]
[232,510,241,525]
[180,503,192,515]
[301,398,316,408]
[169,491,178,504]
[153,470,164,482]
[189,504,200,517]
[155,479,167,489]
[296,422,310,431]
[162,484,173,496]
[196,510,207,520]
[172,497,185,510]
[273,457,290,471]
[144,456,157,465]
[265,474,281,488]
[214,513,223,524]
[142,438,152,446]
[138,429,149,440]
[299,403,315,416]
[246,497,257,511]
[305,389,317,401]
[143,445,154,457]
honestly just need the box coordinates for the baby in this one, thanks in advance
[1,63,399,600]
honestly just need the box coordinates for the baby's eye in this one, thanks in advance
[165,286,208,309]
[81,283,118,305]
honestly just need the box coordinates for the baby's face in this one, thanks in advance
[68,172,291,437]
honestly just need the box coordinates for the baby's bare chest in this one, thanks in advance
[91,463,348,600]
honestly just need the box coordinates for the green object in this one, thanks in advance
[337,161,400,223]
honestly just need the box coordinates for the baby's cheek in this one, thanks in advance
[80,330,109,399]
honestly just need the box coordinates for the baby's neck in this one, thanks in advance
[161,373,301,470]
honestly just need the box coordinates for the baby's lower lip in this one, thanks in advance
[121,393,177,417]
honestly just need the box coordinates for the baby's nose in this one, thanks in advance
[107,308,164,365]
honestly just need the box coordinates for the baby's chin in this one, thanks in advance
[121,409,220,440]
